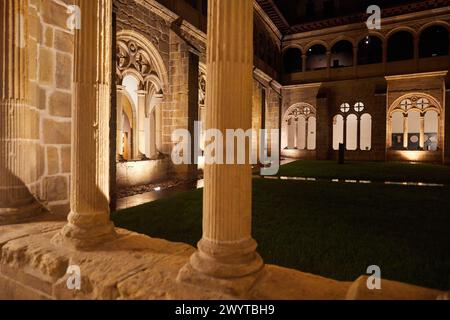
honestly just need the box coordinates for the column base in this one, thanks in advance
[52,211,117,250]
[0,202,43,226]
[177,238,265,297]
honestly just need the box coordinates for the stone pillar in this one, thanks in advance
[302,54,307,72]
[137,90,147,159]
[403,114,409,150]
[419,113,425,150]
[178,0,264,296]
[187,51,199,179]
[0,0,42,224]
[53,0,116,249]
[305,117,309,150]
[326,51,331,79]
[357,116,361,151]
[116,85,125,160]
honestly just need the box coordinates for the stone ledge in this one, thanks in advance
[0,221,445,300]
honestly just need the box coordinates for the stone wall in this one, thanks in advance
[28,0,74,216]
[282,77,389,162]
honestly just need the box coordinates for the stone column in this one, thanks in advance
[419,113,425,150]
[403,114,409,150]
[357,116,361,151]
[53,0,116,249]
[116,85,125,160]
[0,0,42,224]
[301,54,307,72]
[305,117,309,150]
[178,0,264,297]
[137,90,147,159]
[326,50,331,79]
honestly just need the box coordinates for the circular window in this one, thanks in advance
[303,106,311,115]
[340,103,350,113]
[417,98,430,109]
[400,99,412,110]
[354,102,365,112]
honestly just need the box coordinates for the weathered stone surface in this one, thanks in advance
[49,91,71,117]
[40,0,69,30]
[46,146,59,175]
[39,47,55,86]
[43,176,67,202]
[55,53,72,90]
[60,147,71,173]
[0,222,444,300]
[44,27,54,47]
[54,30,74,53]
[346,276,443,300]
[43,119,71,145]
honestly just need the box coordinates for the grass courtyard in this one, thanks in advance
[112,161,450,290]
[278,160,450,184]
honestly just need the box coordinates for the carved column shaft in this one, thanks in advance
[178,0,263,297]
[55,0,115,248]
[0,0,41,224]
[116,85,125,158]
[403,114,409,149]
[419,114,425,149]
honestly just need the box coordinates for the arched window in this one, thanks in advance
[408,111,421,150]
[346,114,358,150]
[387,31,414,62]
[358,35,383,65]
[360,113,372,151]
[391,112,404,150]
[389,94,442,151]
[283,104,317,151]
[424,110,439,151]
[419,25,449,58]
[120,75,139,160]
[332,101,372,151]
[283,47,302,73]
[117,32,167,162]
[306,44,327,71]
[307,117,317,150]
[331,40,353,68]
[332,115,344,150]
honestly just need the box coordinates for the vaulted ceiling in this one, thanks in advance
[257,0,450,35]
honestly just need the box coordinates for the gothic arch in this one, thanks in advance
[389,93,442,115]
[116,30,168,93]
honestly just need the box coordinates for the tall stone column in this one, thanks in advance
[116,85,125,160]
[53,0,116,249]
[137,90,147,159]
[301,54,307,72]
[419,113,425,150]
[0,0,42,224]
[178,0,264,297]
[403,114,409,150]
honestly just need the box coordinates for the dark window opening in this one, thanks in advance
[358,36,383,65]
[419,25,449,58]
[331,40,353,68]
[306,44,327,71]
[387,31,414,62]
[283,48,302,73]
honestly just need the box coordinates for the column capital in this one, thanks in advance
[136,90,147,97]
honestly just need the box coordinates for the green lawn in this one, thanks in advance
[278,160,450,184]
[112,178,450,290]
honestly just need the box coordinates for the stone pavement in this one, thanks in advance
[0,220,444,300]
